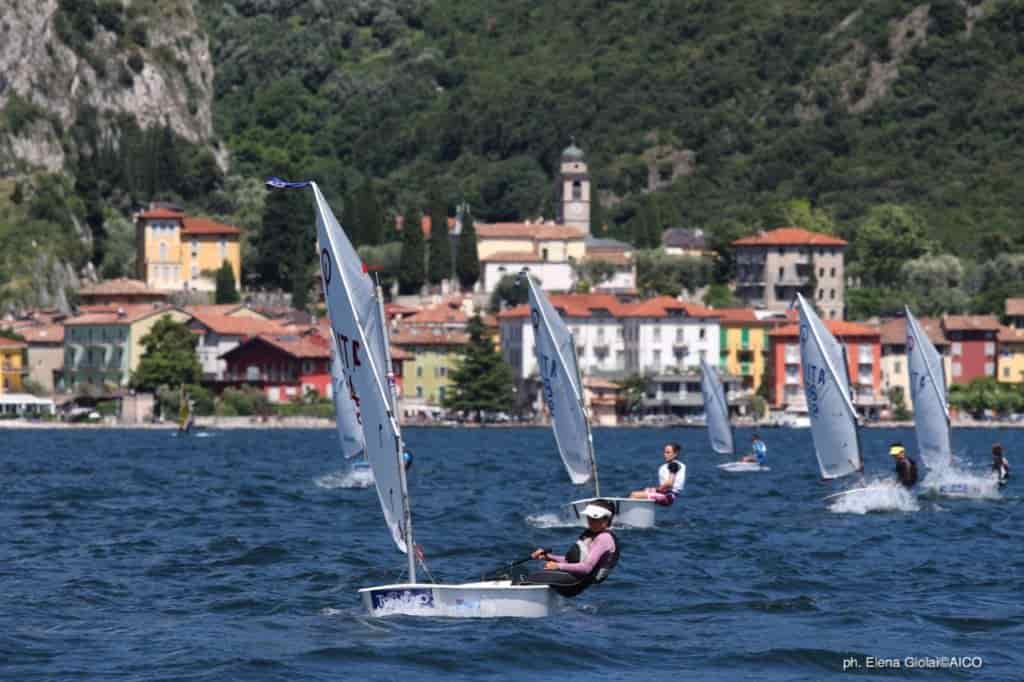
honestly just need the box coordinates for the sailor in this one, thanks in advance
[740,433,767,465]
[890,443,918,488]
[628,442,686,505]
[403,449,413,471]
[527,499,620,596]
[992,443,1010,486]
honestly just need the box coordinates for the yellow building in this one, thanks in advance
[135,206,241,293]
[998,326,1024,383]
[389,327,468,407]
[0,336,27,394]
[716,309,773,391]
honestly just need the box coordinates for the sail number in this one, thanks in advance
[538,352,557,415]
[803,362,827,418]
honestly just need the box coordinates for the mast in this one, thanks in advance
[375,278,415,582]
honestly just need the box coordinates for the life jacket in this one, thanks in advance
[896,457,918,487]
[994,458,1009,483]
[534,529,620,597]
[659,460,686,495]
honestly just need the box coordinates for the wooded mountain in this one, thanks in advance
[2,0,1024,312]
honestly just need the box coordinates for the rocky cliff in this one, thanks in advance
[0,0,215,174]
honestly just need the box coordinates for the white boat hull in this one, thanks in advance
[568,496,657,528]
[359,581,553,618]
[718,461,771,472]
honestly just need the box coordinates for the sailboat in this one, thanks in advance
[524,275,657,528]
[794,294,866,494]
[329,339,373,486]
[269,177,552,618]
[178,387,194,434]
[704,360,767,472]
[905,307,994,498]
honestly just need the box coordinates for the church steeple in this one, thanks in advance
[559,138,590,234]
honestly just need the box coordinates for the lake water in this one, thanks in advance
[2,426,1022,680]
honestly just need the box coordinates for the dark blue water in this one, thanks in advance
[2,426,1022,680]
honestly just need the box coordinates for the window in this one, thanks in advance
[191,240,198,258]
[1003,366,1010,378]
[675,328,684,342]
[220,239,227,260]
[246,366,260,381]
[818,267,824,277]
[830,267,836,277]
[952,362,961,377]
[829,289,835,300]
[191,264,199,278]
[541,248,549,261]
[439,366,447,377]
[985,342,995,356]
[699,327,706,340]
[302,360,313,374]
[985,362,994,375]
[159,242,167,260]
[818,288,824,300]
[952,342,962,355]
[617,327,624,339]
[894,360,902,373]
[572,180,582,200]
[653,326,661,341]
[778,266,784,279]
[416,366,423,377]
[416,386,423,398]
[438,387,446,402]
[597,327,605,340]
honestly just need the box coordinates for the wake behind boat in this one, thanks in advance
[274,177,554,618]
[523,274,657,529]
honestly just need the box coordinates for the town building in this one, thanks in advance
[78,278,168,306]
[878,316,950,401]
[662,228,711,257]
[389,327,469,410]
[639,371,745,421]
[1006,298,1024,330]
[219,333,331,402]
[63,305,190,388]
[767,320,884,417]
[477,222,585,294]
[185,308,283,380]
[715,308,778,392]
[17,323,65,393]
[942,315,1000,384]
[620,297,720,375]
[135,205,242,293]
[733,227,847,320]
[997,326,1024,384]
[0,336,27,394]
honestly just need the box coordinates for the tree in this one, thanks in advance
[455,208,480,290]
[427,200,452,284]
[703,283,736,308]
[215,260,240,304]
[355,178,383,246]
[889,386,911,421]
[763,198,835,234]
[442,314,516,421]
[132,316,202,391]
[397,207,426,294]
[614,374,647,416]
[488,273,531,312]
[850,205,930,287]
[902,254,968,316]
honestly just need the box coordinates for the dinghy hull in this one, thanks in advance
[359,581,553,618]
[717,462,771,472]
[568,496,657,528]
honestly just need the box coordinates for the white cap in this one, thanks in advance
[582,504,613,519]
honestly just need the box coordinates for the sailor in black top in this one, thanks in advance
[890,443,918,488]
[992,443,1010,486]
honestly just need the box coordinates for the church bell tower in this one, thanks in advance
[559,139,590,234]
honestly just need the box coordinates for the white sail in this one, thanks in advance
[310,183,410,555]
[526,277,596,486]
[329,339,367,461]
[905,307,951,470]
[796,294,863,479]
[701,359,734,455]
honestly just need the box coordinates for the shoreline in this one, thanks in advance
[1,418,1022,430]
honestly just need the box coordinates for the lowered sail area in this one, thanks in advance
[905,307,952,471]
[309,181,409,554]
[701,358,734,455]
[526,278,595,486]
[797,294,863,479]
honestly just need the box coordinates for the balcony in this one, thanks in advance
[776,274,810,286]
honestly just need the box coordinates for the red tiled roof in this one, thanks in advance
[732,227,847,247]
[184,304,255,318]
[498,293,628,319]
[384,303,418,317]
[942,314,1001,332]
[16,324,64,344]
[998,325,1024,344]
[476,223,586,241]
[181,217,241,236]
[482,250,544,263]
[404,303,468,326]
[1006,299,1024,317]
[709,307,774,326]
[769,320,880,338]
[255,334,330,359]
[188,311,284,337]
[64,305,182,326]
[878,317,948,346]
[389,328,470,346]
[390,346,413,361]
[619,296,719,319]
[137,208,183,220]
[0,336,26,348]
[79,278,167,298]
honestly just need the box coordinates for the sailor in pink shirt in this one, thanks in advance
[527,500,620,596]
[628,442,686,506]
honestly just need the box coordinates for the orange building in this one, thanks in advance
[767,320,884,417]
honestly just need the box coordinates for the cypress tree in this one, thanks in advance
[215,260,240,304]
[398,207,426,294]
[456,208,480,290]
[355,179,382,246]
[427,200,452,284]
[442,314,516,422]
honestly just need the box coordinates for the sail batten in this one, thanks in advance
[905,307,952,470]
[701,359,734,455]
[526,278,596,486]
[796,294,863,479]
